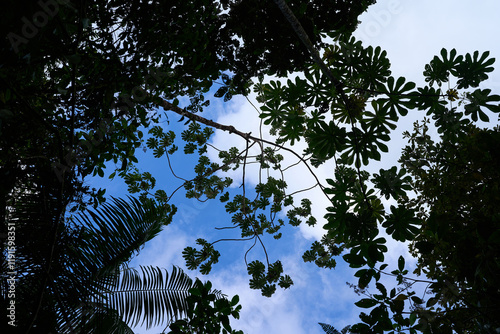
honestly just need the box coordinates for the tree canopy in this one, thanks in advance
[1,0,499,333]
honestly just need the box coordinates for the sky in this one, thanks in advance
[87,1,500,333]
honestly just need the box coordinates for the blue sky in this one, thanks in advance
[87,1,500,333]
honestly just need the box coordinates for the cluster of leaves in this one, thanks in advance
[183,239,221,275]
[247,260,293,297]
[4,0,500,332]
[222,0,375,86]
[399,120,500,332]
[1,193,207,333]
[1,0,372,216]
[177,44,500,318]
[3,3,373,329]
[254,37,500,331]
[302,235,342,269]
[167,280,243,334]
[182,174,313,296]
[255,36,410,168]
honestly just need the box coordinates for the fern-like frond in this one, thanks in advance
[104,265,194,329]
[71,196,176,279]
[52,196,180,332]
[319,323,352,334]
[56,265,194,332]
[319,322,340,334]
[57,301,135,334]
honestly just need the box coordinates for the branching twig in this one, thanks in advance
[161,99,331,203]
[166,151,189,182]
[211,237,255,245]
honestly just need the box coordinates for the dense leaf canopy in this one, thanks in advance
[1,0,500,333]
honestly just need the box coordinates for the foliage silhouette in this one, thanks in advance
[2,0,500,333]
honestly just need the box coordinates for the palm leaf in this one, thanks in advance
[63,197,196,331]
[6,194,216,333]
[2,183,75,332]
[319,323,352,334]
[319,323,341,334]
[72,196,175,279]
[58,304,135,334]
[54,264,195,333]
[54,196,178,332]
[104,265,194,329]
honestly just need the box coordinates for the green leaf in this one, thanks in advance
[278,275,293,289]
[379,76,417,118]
[189,287,201,296]
[372,166,412,200]
[306,121,347,160]
[214,85,229,98]
[382,206,421,242]
[376,282,387,297]
[358,270,373,289]
[464,89,500,121]
[424,56,450,86]
[455,50,495,88]
[247,260,266,276]
[230,295,239,307]
[398,256,405,271]
[343,253,367,268]
[105,266,193,329]
[426,297,439,308]
[410,296,423,304]
[409,312,417,326]
[355,298,378,308]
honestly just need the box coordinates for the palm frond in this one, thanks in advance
[1,183,73,331]
[319,323,352,334]
[41,196,178,333]
[72,196,176,278]
[57,302,135,334]
[104,265,194,329]
[61,265,223,332]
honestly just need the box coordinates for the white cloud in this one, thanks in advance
[129,224,189,270]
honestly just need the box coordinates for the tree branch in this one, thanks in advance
[160,99,332,202]
[270,0,347,101]
[160,100,251,141]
